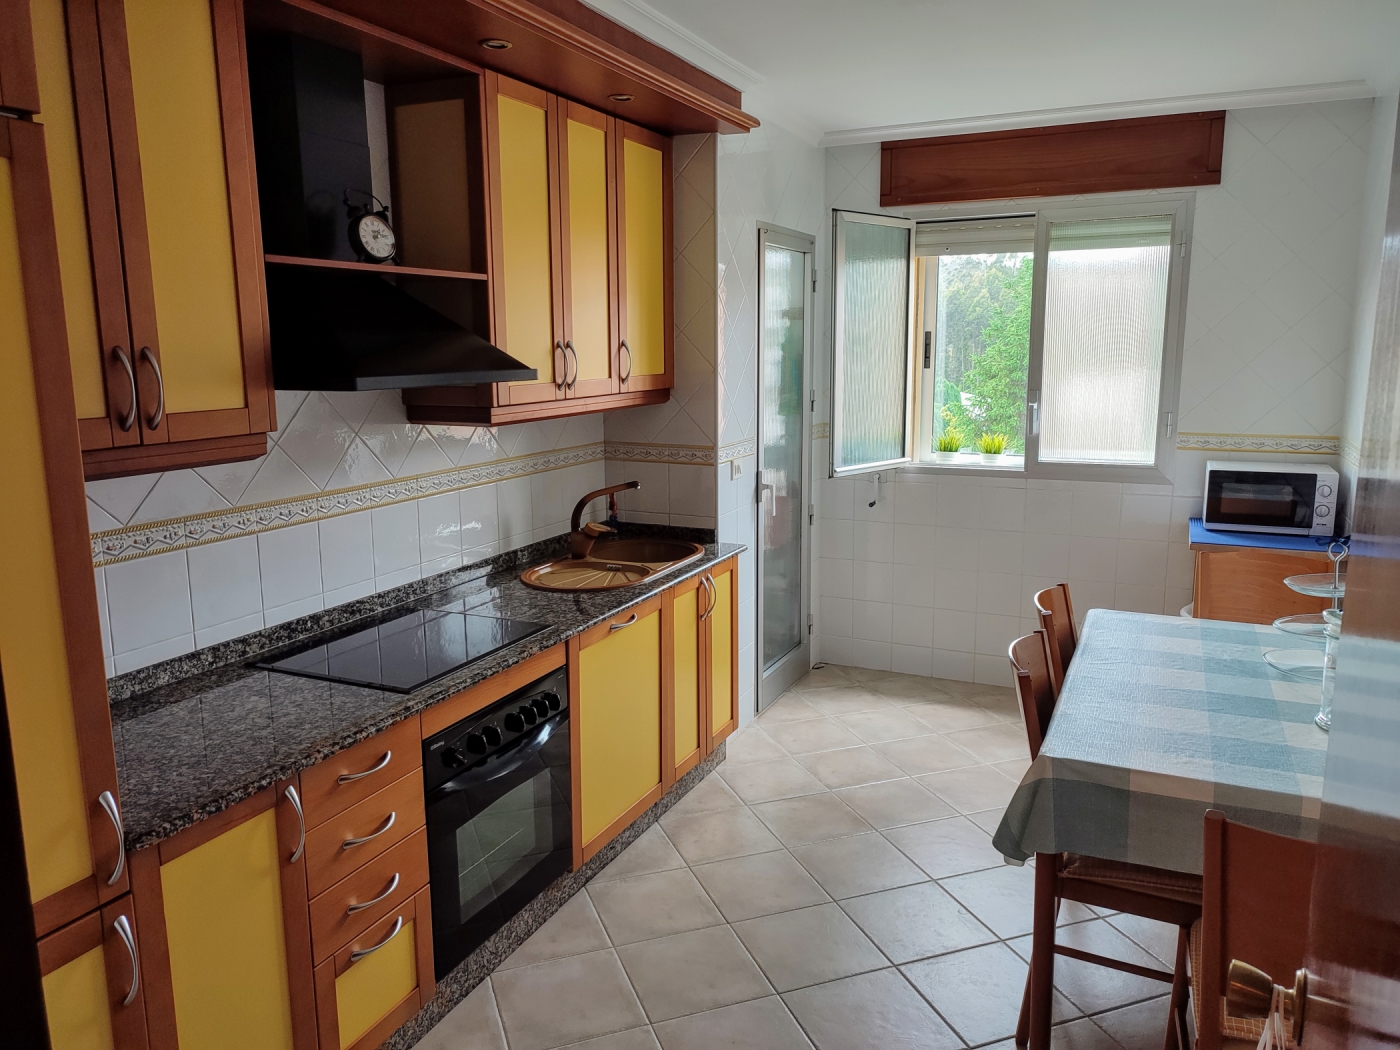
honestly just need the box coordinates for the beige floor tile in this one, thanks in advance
[884,816,1004,878]
[905,698,1006,732]
[835,779,956,830]
[749,792,873,847]
[414,977,506,1050]
[968,806,1007,834]
[973,690,1024,722]
[587,868,725,946]
[839,881,996,964]
[726,726,789,765]
[794,665,854,690]
[783,968,962,1050]
[501,891,612,969]
[756,694,824,725]
[938,861,1038,938]
[593,824,689,884]
[798,685,894,716]
[1104,913,1182,967]
[733,903,888,992]
[764,718,865,755]
[901,942,1079,1046]
[836,707,940,743]
[1049,1018,1124,1050]
[559,1028,662,1050]
[660,805,784,865]
[1007,920,1172,1014]
[790,832,927,899]
[691,850,831,923]
[617,925,773,1022]
[994,756,1032,781]
[492,948,648,1050]
[861,673,955,703]
[872,734,980,776]
[716,758,826,804]
[653,996,814,1050]
[661,772,745,819]
[917,765,1021,813]
[794,746,906,789]
[1090,995,1173,1050]
[944,722,1033,763]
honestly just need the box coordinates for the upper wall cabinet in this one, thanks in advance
[34,0,274,480]
[402,74,673,426]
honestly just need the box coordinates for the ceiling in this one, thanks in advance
[583,0,1400,144]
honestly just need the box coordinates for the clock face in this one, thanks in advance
[356,213,396,260]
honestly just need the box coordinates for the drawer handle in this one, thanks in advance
[342,811,396,850]
[610,613,638,632]
[338,750,392,784]
[347,871,400,914]
[98,790,126,886]
[113,913,140,1007]
[350,915,404,962]
[284,785,305,863]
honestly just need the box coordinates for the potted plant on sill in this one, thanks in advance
[977,432,1009,465]
[934,431,962,464]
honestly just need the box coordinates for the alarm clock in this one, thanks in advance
[345,191,396,263]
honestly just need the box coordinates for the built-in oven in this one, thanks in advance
[422,666,570,980]
[1202,460,1339,536]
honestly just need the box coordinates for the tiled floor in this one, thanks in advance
[417,665,1175,1050]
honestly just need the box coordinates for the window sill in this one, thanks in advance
[903,453,1026,478]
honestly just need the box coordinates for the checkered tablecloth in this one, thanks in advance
[992,609,1329,874]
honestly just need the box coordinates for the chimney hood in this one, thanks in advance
[265,264,537,391]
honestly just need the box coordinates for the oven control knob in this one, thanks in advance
[504,711,524,733]
[1318,483,1333,498]
[482,724,503,747]
[542,691,561,712]
[531,697,551,718]
[1316,504,1331,517]
[443,746,468,768]
[464,733,487,755]
[517,705,539,727]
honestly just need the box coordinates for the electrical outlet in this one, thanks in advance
[730,459,743,480]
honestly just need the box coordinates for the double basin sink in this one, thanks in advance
[521,538,705,592]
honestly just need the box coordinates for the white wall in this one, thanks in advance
[814,100,1372,686]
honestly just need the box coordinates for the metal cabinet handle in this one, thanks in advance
[700,576,716,621]
[619,340,632,384]
[565,340,578,390]
[338,750,392,784]
[350,915,404,962]
[284,785,305,863]
[111,347,138,432]
[610,613,639,632]
[113,914,140,1007]
[138,347,163,430]
[347,871,400,914]
[98,790,125,886]
[554,341,566,390]
[342,811,396,850]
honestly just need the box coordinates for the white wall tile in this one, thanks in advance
[188,536,262,631]
[417,492,462,562]
[265,594,324,627]
[496,477,533,548]
[104,551,193,656]
[94,568,112,658]
[371,502,420,576]
[459,485,500,553]
[319,511,374,593]
[258,523,322,611]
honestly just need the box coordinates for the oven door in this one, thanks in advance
[1204,469,1317,533]
[425,710,571,979]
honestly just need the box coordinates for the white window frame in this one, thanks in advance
[899,193,1193,485]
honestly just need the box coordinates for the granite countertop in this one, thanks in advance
[109,526,744,852]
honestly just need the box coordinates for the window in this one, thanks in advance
[830,197,1190,482]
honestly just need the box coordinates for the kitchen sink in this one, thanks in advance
[520,538,705,591]
[587,538,705,567]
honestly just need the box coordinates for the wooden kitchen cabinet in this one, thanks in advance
[570,595,665,866]
[1192,548,1331,624]
[38,894,149,1050]
[706,558,739,751]
[665,574,705,787]
[32,0,273,479]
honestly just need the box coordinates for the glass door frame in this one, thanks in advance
[756,223,815,711]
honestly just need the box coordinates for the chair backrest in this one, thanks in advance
[1033,584,1077,693]
[1008,631,1056,759]
[1197,810,1317,1050]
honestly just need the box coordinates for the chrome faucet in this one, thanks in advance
[570,481,640,558]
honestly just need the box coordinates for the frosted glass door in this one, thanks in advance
[758,229,813,709]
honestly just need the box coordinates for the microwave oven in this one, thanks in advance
[1202,460,1338,536]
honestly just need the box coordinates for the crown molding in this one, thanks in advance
[578,0,760,91]
[821,80,1376,148]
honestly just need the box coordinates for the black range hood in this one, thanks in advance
[265,264,537,391]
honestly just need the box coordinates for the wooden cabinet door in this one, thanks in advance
[705,559,738,750]
[557,100,616,399]
[38,895,149,1049]
[0,114,127,936]
[130,782,316,1050]
[665,575,704,787]
[486,73,564,407]
[570,596,664,865]
[614,120,671,394]
[0,0,42,112]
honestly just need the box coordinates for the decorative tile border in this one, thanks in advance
[718,438,756,463]
[1175,432,1341,455]
[604,441,717,465]
[92,443,606,566]
[1341,438,1359,470]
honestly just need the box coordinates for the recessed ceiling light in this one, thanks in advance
[609,93,634,102]
[479,38,512,50]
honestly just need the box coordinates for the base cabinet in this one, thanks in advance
[706,560,738,751]
[1192,548,1331,624]
[38,895,149,1050]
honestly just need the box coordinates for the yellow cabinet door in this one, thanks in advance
[38,895,148,1050]
[572,597,664,863]
[558,100,615,398]
[615,121,671,393]
[706,561,737,748]
[666,578,704,785]
[489,74,562,406]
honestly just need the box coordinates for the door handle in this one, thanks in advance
[565,341,578,390]
[342,811,395,850]
[619,340,632,384]
[111,347,138,432]
[610,613,638,632]
[1028,391,1040,438]
[284,785,305,863]
[346,872,400,914]
[113,914,140,1007]
[349,915,404,962]
[758,475,776,518]
[338,750,392,784]
[1227,959,1344,1046]
[554,341,566,390]
[138,347,163,430]
[98,790,125,886]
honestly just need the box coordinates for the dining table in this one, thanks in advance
[992,608,1330,875]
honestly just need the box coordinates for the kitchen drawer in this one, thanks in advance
[304,769,425,898]
[300,717,421,828]
[309,828,428,964]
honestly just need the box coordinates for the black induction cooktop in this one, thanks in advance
[253,602,549,694]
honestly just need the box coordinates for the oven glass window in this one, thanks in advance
[1207,471,1315,528]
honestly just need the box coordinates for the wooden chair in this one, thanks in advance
[1009,632,1203,1050]
[1033,584,1077,693]
[1170,811,1317,1050]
